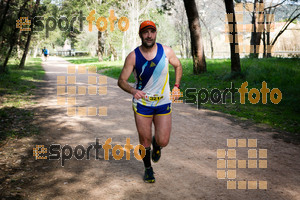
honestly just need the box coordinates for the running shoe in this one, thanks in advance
[152,136,161,163]
[144,167,155,183]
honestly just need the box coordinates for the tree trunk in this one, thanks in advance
[256,1,264,57]
[199,15,214,59]
[183,0,206,74]
[266,8,272,58]
[263,8,269,58]
[17,33,22,59]
[109,43,117,61]
[250,0,258,58]
[250,0,264,58]
[185,31,189,58]
[1,0,30,73]
[266,31,271,57]
[0,0,10,33]
[19,0,40,69]
[180,25,184,58]
[224,0,241,73]
[263,22,266,58]
[33,44,39,58]
[208,31,214,59]
[97,31,104,62]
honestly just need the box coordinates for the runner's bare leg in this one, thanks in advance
[153,114,172,147]
[134,113,153,148]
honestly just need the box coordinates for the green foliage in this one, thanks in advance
[0,58,44,143]
[0,58,44,107]
[172,58,300,141]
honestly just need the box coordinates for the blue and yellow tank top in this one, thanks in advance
[133,43,171,107]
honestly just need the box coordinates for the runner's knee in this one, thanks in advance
[156,136,169,147]
[139,134,152,148]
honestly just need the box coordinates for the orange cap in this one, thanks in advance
[139,21,156,34]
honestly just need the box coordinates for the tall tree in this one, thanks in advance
[97,31,105,62]
[224,0,241,73]
[250,0,264,58]
[183,0,207,74]
[1,0,31,73]
[19,0,41,69]
[199,16,214,59]
[0,0,11,34]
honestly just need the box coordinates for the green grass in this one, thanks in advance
[66,56,300,144]
[0,58,44,143]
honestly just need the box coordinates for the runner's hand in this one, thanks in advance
[171,87,181,100]
[131,89,146,100]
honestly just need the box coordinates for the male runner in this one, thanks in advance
[42,47,48,61]
[118,20,182,183]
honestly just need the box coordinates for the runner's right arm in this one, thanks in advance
[118,51,145,100]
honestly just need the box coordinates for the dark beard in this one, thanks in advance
[142,39,155,49]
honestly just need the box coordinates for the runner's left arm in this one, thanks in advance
[164,46,182,87]
[164,46,182,100]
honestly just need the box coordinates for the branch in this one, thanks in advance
[271,8,300,46]
[212,1,226,12]
[198,15,209,32]
[264,0,287,10]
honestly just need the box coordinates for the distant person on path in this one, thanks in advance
[42,47,49,61]
[118,21,182,183]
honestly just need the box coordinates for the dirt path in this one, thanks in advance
[1,56,299,200]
